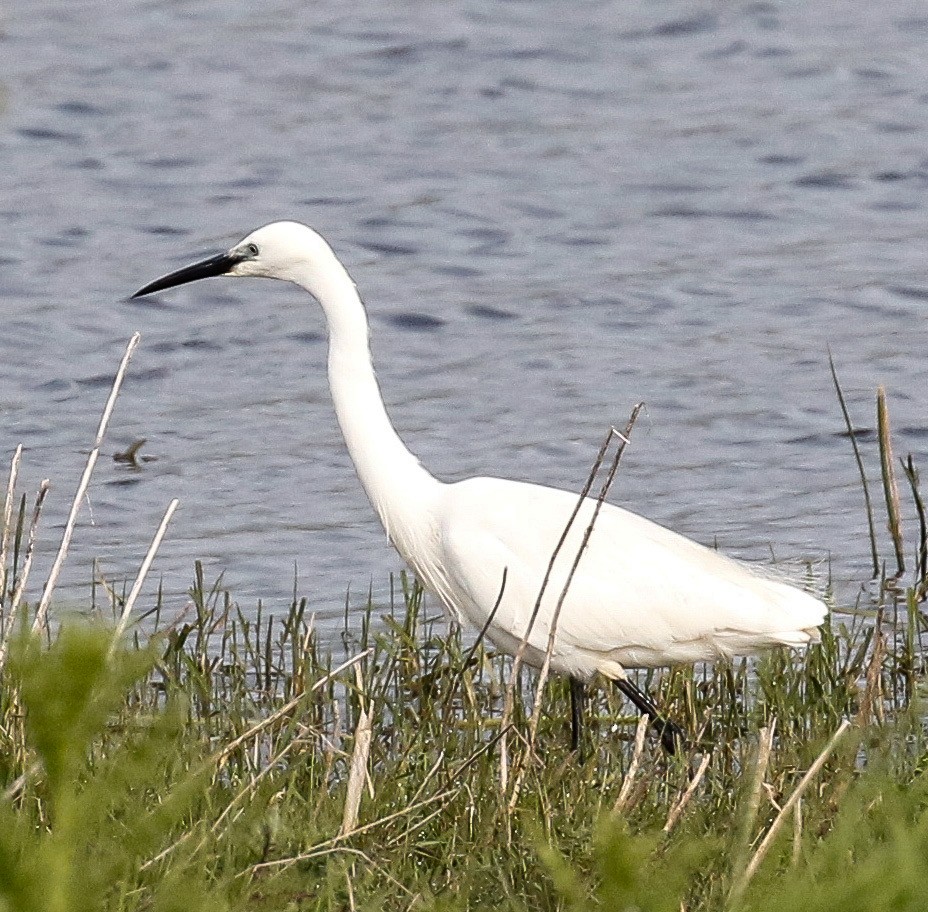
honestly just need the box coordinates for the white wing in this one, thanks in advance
[436,476,826,679]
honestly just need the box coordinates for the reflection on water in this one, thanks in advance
[2,1,928,641]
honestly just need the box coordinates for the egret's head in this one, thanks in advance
[132,221,335,298]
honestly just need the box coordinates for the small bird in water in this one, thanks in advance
[113,439,154,467]
[134,221,828,753]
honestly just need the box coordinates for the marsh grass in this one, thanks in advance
[0,346,926,909]
[0,559,925,911]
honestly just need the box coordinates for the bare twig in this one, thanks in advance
[340,706,374,836]
[109,498,179,657]
[501,408,643,795]
[499,425,615,789]
[876,387,904,577]
[216,649,372,767]
[0,480,50,669]
[664,751,712,834]
[0,444,23,608]
[614,715,650,814]
[247,788,457,875]
[734,719,851,897]
[511,408,643,808]
[211,735,305,834]
[530,408,642,738]
[441,567,507,718]
[142,648,374,872]
[447,724,513,785]
[34,333,141,634]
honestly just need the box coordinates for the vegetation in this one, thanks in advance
[1,567,926,912]
[0,344,925,910]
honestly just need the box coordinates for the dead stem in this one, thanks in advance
[341,705,374,836]
[498,425,617,791]
[663,752,711,835]
[0,480,50,669]
[733,719,852,900]
[728,721,776,897]
[503,406,643,805]
[877,387,904,577]
[34,333,141,634]
[0,444,23,608]
[110,498,180,657]
[613,716,650,815]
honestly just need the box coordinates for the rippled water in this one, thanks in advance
[2,1,928,638]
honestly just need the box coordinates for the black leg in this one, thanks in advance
[613,677,685,755]
[569,676,585,757]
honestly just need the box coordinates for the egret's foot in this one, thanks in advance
[613,677,685,756]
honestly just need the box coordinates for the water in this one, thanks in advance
[2,1,928,638]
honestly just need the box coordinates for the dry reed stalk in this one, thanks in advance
[877,387,905,576]
[744,723,776,838]
[344,869,357,912]
[498,423,619,791]
[663,751,712,834]
[791,796,803,867]
[2,767,31,803]
[441,567,507,719]
[727,722,778,905]
[504,407,642,804]
[211,735,304,833]
[613,715,649,814]
[142,648,374,872]
[407,750,446,807]
[293,615,316,697]
[340,705,373,836]
[734,719,851,897]
[247,788,458,875]
[215,649,372,766]
[383,802,449,849]
[0,444,23,608]
[33,333,141,635]
[109,497,179,658]
[0,480,50,669]
[526,409,642,743]
[312,699,343,822]
[446,725,512,785]
[857,607,885,727]
[268,845,414,898]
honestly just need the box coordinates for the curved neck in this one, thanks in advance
[291,257,441,541]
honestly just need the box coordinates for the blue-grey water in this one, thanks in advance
[2,1,928,637]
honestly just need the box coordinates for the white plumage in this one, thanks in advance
[435,477,823,675]
[134,220,828,745]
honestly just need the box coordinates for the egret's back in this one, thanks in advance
[434,477,826,680]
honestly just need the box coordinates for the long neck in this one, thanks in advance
[292,258,442,544]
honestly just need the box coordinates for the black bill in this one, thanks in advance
[132,250,243,298]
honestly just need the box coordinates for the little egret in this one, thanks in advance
[133,221,828,753]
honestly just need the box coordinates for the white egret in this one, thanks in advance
[133,221,828,753]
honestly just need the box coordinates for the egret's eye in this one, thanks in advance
[245,243,259,257]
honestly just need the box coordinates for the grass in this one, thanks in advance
[0,344,926,910]
[2,574,925,912]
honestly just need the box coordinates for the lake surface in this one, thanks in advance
[2,1,928,639]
